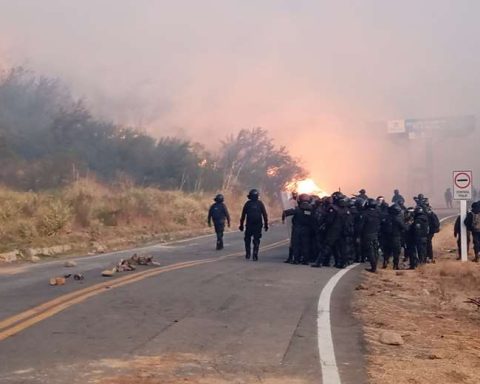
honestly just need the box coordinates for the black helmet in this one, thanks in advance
[414,206,424,214]
[298,193,311,203]
[359,189,366,194]
[247,189,259,200]
[337,196,350,207]
[332,191,345,203]
[355,197,367,209]
[366,198,377,208]
[389,204,402,215]
[472,201,480,214]
[214,194,224,203]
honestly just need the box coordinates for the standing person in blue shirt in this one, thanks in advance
[208,194,231,250]
[239,189,269,261]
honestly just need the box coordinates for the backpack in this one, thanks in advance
[472,212,480,232]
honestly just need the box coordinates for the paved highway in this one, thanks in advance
[0,223,369,384]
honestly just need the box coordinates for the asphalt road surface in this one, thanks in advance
[0,223,369,384]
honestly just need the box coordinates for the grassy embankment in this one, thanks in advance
[355,218,480,384]
[0,179,281,261]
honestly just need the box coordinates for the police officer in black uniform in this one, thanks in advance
[208,194,231,250]
[382,204,408,270]
[282,193,314,264]
[359,198,381,272]
[239,189,269,261]
[412,206,430,265]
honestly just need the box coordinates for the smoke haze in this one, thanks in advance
[1,0,480,202]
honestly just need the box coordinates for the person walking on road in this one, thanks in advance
[464,201,480,262]
[239,189,269,261]
[444,188,453,208]
[208,194,231,250]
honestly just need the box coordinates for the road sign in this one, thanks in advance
[453,170,472,200]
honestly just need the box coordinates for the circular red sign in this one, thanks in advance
[454,172,471,189]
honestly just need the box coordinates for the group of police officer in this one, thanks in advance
[282,189,440,272]
[207,187,443,271]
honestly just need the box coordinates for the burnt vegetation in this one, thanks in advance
[0,67,306,196]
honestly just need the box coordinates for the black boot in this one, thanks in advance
[245,240,251,260]
[252,240,260,261]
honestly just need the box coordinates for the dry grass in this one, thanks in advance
[355,218,480,384]
[0,179,281,256]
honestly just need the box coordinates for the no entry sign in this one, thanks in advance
[453,170,472,200]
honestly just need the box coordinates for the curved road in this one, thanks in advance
[0,223,368,384]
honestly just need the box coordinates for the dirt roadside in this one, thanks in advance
[354,219,480,384]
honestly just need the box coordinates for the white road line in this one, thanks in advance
[440,214,457,223]
[316,214,455,383]
[317,264,358,384]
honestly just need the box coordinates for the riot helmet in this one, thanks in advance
[389,204,402,215]
[214,194,224,203]
[366,198,378,209]
[298,193,311,203]
[247,189,259,200]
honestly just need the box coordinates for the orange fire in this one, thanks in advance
[286,178,329,197]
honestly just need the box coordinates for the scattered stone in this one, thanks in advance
[74,273,84,281]
[0,250,20,263]
[428,353,443,360]
[49,276,66,286]
[355,283,368,290]
[379,331,404,346]
[422,289,430,296]
[30,255,41,263]
[102,268,116,277]
[64,260,77,267]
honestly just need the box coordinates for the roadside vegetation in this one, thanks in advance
[0,66,302,259]
[0,178,282,256]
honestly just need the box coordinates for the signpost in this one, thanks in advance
[453,170,473,262]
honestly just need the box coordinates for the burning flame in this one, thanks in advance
[286,178,329,197]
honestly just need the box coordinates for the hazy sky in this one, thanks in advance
[1,0,479,197]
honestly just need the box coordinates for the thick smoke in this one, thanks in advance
[1,0,480,204]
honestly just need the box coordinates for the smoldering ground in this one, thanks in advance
[1,0,480,202]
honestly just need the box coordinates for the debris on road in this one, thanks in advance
[102,268,116,277]
[74,273,84,281]
[64,260,77,267]
[101,253,159,277]
[49,276,66,286]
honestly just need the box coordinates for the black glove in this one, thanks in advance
[239,225,244,232]
[264,224,269,232]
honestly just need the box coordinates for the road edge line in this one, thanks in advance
[317,263,358,384]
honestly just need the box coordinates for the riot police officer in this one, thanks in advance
[282,193,314,264]
[208,194,231,250]
[359,198,381,272]
[239,189,269,261]
[382,204,408,270]
[412,206,430,265]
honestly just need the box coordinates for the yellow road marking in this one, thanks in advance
[0,239,288,341]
